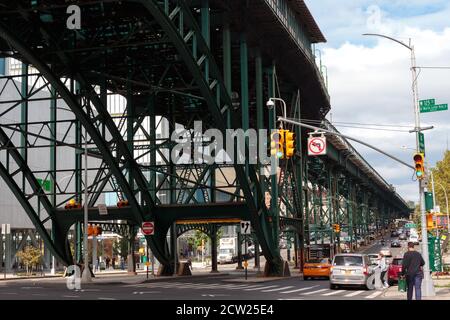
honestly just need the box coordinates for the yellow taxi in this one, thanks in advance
[303,258,332,280]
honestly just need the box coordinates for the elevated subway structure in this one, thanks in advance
[299,120,410,263]
[0,0,408,276]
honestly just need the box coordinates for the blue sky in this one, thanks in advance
[304,0,450,203]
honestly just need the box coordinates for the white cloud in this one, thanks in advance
[310,4,450,201]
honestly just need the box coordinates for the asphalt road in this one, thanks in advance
[0,274,386,300]
[0,235,417,301]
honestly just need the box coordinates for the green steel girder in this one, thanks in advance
[326,140,407,214]
[0,127,71,265]
[130,0,281,273]
[0,19,171,266]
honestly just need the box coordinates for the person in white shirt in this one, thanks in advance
[378,253,389,288]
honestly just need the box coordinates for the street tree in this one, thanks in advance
[431,150,449,213]
[16,245,42,275]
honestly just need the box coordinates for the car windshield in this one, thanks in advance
[392,259,403,265]
[333,256,363,266]
[308,258,329,264]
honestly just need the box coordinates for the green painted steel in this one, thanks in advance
[0,0,408,275]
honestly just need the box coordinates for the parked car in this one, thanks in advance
[398,233,407,240]
[247,245,262,256]
[387,257,403,286]
[368,254,379,266]
[355,236,366,246]
[380,247,392,256]
[329,254,374,290]
[409,234,419,245]
[390,240,401,248]
[303,258,332,280]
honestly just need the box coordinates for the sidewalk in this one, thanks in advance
[382,277,450,300]
[0,268,147,281]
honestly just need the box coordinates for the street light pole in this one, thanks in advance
[81,127,92,283]
[363,33,435,296]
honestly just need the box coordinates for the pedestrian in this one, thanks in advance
[95,257,99,272]
[106,256,110,270]
[402,241,425,300]
[120,257,125,270]
[378,253,389,288]
[112,257,116,270]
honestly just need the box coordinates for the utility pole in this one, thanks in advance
[363,33,435,297]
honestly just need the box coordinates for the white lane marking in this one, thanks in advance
[31,293,48,296]
[227,285,264,290]
[322,290,345,296]
[1,292,18,295]
[278,298,304,300]
[20,287,43,289]
[132,291,161,294]
[62,295,80,298]
[365,291,383,299]
[98,297,117,300]
[280,286,320,294]
[244,285,279,291]
[301,289,328,295]
[83,289,101,292]
[344,290,365,297]
[261,286,294,292]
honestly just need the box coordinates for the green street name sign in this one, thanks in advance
[405,223,417,229]
[420,98,448,113]
[418,132,425,156]
[419,99,435,112]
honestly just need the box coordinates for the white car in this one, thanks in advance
[409,234,419,245]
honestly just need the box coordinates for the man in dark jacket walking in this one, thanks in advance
[402,242,425,300]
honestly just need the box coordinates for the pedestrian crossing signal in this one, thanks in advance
[88,225,102,236]
[270,130,284,159]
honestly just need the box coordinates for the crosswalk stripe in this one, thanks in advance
[244,285,278,291]
[280,286,319,294]
[365,291,382,299]
[301,289,328,295]
[261,286,294,292]
[227,285,263,290]
[322,290,345,296]
[344,290,364,297]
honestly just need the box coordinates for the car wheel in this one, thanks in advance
[304,276,309,280]
[330,284,338,290]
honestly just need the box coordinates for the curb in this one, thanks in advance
[0,274,62,281]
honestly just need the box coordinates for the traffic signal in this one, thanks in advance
[426,213,435,230]
[413,153,425,179]
[65,199,81,209]
[87,225,102,236]
[333,224,340,233]
[117,200,129,208]
[284,130,296,158]
[270,130,284,159]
